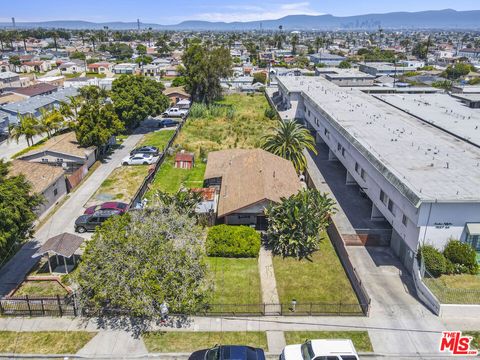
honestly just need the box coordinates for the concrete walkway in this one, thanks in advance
[0,134,44,160]
[77,330,147,357]
[0,122,158,296]
[258,247,281,315]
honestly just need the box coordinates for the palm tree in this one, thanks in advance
[291,33,299,55]
[38,108,64,138]
[9,114,40,146]
[262,119,317,173]
[314,36,323,53]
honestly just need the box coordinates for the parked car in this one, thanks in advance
[122,153,156,165]
[74,210,121,233]
[130,146,159,156]
[158,118,180,128]
[162,107,188,117]
[84,201,129,215]
[189,345,265,360]
[280,339,359,360]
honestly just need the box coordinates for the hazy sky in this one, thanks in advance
[1,0,479,24]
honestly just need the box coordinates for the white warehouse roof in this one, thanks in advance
[278,76,480,205]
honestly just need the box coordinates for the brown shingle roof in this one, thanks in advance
[12,83,57,97]
[205,149,301,217]
[164,86,190,98]
[35,233,84,258]
[21,131,96,159]
[175,151,194,162]
[9,160,64,194]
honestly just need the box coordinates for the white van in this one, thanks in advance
[280,339,359,360]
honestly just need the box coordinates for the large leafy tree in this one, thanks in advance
[0,160,43,259]
[75,101,124,148]
[74,202,209,318]
[265,189,336,259]
[262,119,317,173]
[111,75,170,129]
[182,43,232,104]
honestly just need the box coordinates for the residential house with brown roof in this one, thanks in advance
[87,62,113,74]
[204,149,302,229]
[11,83,58,98]
[9,160,67,216]
[18,131,97,172]
[164,86,190,105]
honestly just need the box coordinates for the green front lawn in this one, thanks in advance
[143,331,268,353]
[149,158,206,194]
[139,129,175,150]
[14,280,68,297]
[284,331,373,353]
[273,234,360,312]
[0,331,96,354]
[423,274,480,304]
[206,257,262,312]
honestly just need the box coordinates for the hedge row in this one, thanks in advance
[206,225,261,258]
[419,240,478,277]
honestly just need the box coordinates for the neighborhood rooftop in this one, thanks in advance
[375,93,480,148]
[279,76,480,203]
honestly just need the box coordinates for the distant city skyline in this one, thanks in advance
[1,0,479,25]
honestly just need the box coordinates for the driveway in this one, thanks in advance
[0,134,44,160]
[0,122,157,296]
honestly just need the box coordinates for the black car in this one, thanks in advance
[74,210,121,233]
[189,346,266,360]
[130,146,159,156]
[158,118,179,128]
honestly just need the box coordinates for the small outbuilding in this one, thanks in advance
[175,151,195,169]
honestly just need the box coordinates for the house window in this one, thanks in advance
[324,128,330,139]
[53,188,58,196]
[380,190,387,204]
[337,143,342,151]
[341,148,345,157]
[308,109,311,117]
[56,158,63,163]
[355,162,359,173]
[360,169,366,181]
[388,199,395,215]
[465,235,480,252]
[41,158,48,163]
[402,214,408,227]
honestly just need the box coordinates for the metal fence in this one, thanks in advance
[422,267,480,305]
[129,120,185,209]
[0,295,78,317]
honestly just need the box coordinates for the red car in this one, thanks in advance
[84,202,129,215]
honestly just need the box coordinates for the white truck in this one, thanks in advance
[280,339,359,360]
[162,107,188,117]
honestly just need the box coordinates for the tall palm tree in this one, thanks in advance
[38,108,64,138]
[262,119,317,173]
[291,33,299,55]
[9,114,40,146]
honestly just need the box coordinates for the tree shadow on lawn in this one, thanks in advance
[83,315,193,338]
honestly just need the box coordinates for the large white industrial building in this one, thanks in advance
[275,76,480,271]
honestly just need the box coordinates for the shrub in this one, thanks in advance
[419,245,447,277]
[206,225,261,258]
[443,240,479,275]
[264,107,277,120]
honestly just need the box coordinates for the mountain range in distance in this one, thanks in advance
[1,9,479,31]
